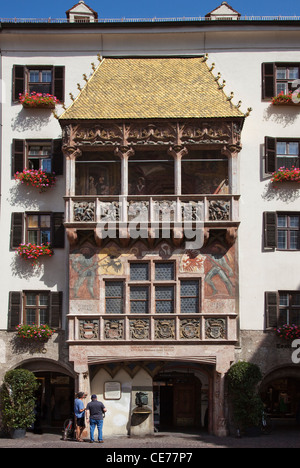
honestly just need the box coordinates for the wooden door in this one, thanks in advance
[173,384,195,427]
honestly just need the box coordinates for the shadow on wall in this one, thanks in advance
[263,105,300,128]
[10,253,63,288]
[11,107,52,132]
[261,181,300,204]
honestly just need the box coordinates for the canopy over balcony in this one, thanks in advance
[59,56,245,121]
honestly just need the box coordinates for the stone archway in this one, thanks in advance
[16,359,75,430]
[260,366,300,427]
[153,362,212,432]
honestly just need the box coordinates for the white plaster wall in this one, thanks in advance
[205,50,300,330]
[90,367,152,437]
[0,49,99,330]
[0,25,300,332]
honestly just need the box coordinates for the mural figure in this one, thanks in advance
[89,176,97,195]
[71,247,98,298]
[96,175,109,195]
[135,176,146,195]
[205,243,234,296]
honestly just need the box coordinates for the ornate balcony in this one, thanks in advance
[64,194,240,247]
[67,312,238,343]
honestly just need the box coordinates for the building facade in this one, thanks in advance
[1,1,300,436]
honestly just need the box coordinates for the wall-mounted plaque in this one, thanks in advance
[104,381,121,400]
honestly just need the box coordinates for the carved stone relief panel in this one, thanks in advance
[153,200,176,222]
[128,201,149,222]
[129,319,150,340]
[205,318,226,339]
[154,319,175,340]
[74,201,95,222]
[180,319,201,340]
[104,320,124,340]
[79,320,99,339]
[208,200,230,221]
[99,201,120,222]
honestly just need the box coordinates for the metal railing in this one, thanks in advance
[1,16,300,24]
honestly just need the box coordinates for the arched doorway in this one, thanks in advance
[153,363,210,432]
[260,366,300,428]
[17,360,75,431]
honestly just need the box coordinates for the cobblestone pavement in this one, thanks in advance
[0,424,299,449]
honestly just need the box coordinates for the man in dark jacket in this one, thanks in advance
[86,394,107,443]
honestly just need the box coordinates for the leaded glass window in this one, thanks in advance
[130,263,149,281]
[105,281,124,314]
[130,286,149,314]
[155,262,174,281]
[180,280,200,313]
[155,286,174,313]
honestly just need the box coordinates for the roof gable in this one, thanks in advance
[66,1,98,21]
[205,2,241,19]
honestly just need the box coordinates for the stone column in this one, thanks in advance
[167,146,188,196]
[114,147,135,242]
[71,348,90,438]
[114,146,135,196]
[213,371,228,437]
[222,145,241,195]
[63,146,82,197]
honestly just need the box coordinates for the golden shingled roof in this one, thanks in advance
[59,57,244,120]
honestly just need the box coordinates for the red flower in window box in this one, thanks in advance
[275,324,300,341]
[17,243,53,265]
[271,166,300,183]
[19,92,59,108]
[16,323,54,341]
[14,168,56,192]
[272,91,300,105]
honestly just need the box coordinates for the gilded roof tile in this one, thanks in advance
[59,57,244,120]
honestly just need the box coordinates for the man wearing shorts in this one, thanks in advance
[74,392,86,441]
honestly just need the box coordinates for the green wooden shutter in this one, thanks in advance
[263,212,277,249]
[49,292,62,329]
[262,63,275,100]
[10,213,24,249]
[265,136,277,174]
[52,212,65,248]
[265,291,278,329]
[12,139,25,176]
[51,138,64,175]
[53,66,65,102]
[12,65,25,102]
[8,291,22,330]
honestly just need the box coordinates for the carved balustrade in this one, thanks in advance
[64,194,240,226]
[69,313,237,343]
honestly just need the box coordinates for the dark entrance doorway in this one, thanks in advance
[260,367,300,430]
[35,372,74,430]
[153,371,205,431]
[261,377,300,422]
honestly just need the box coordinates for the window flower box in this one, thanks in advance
[272,91,300,105]
[14,168,56,192]
[275,324,300,341]
[17,243,53,265]
[271,166,300,183]
[19,92,59,109]
[16,323,54,341]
